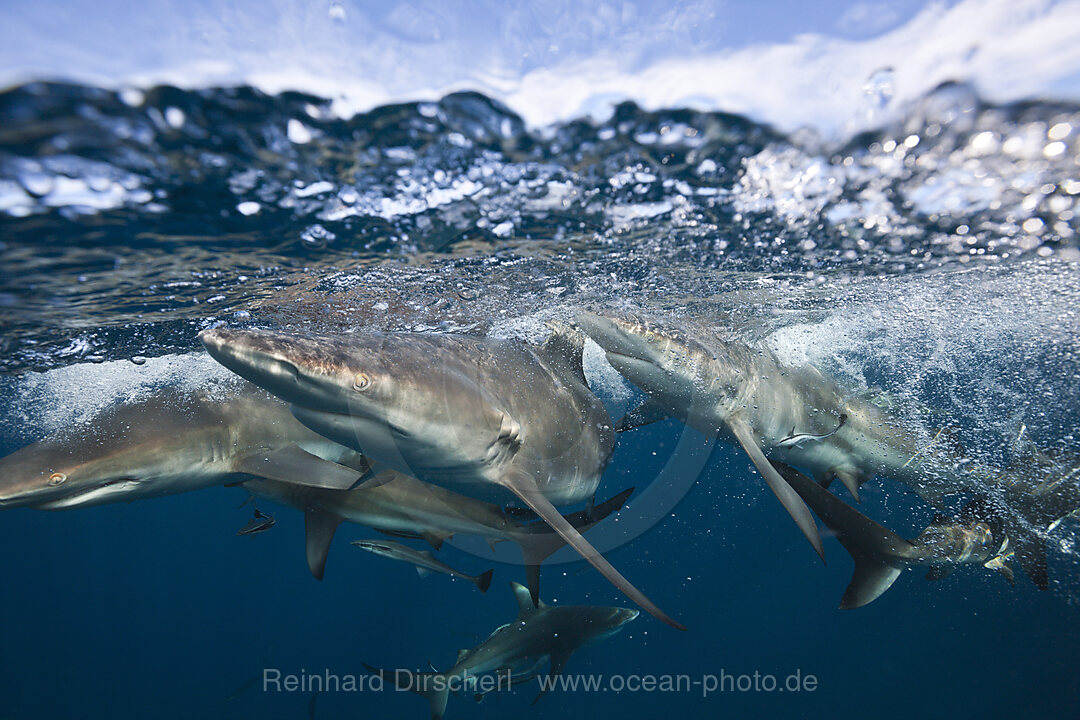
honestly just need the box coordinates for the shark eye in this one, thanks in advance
[48,472,67,486]
[353,372,372,392]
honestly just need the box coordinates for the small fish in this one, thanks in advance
[777,413,848,449]
[237,504,276,536]
[351,539,494,593]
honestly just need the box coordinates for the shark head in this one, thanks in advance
[577,312,746,419]
[577,605,641,642]
[0,423,154,510]
[199,328,511,480]
[351,540,398,558]
[0,390,231,511]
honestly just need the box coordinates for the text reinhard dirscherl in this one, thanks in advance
[262,668,819,697]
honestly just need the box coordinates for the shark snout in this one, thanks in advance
[200,327,306,399]
[575,313,650,361]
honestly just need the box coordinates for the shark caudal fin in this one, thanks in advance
[511,487,635,606]
[498,471,685,630]
[774,462,911,608]
[473,569,495,594]
[958,495,1042,589]
[361,663,449,720]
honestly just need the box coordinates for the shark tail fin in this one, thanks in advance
[474,569,495,594]
[838,542,904,609]
[361,664,449,720]
[962,495,1050,591]
[774,462,911,608]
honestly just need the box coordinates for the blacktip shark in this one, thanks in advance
[774,462,1014,607]
[351,538,495,593]
[362,581,639,719]
[0,384,371,511]
[578,312,1078,587]
[200,325,685,630]
[242,469,633,600]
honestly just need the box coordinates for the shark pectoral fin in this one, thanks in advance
[533,651,573,705]
[351,471,393,492]
[924,564,955,581]
[615,398,670,433]
[841,555,903,609]
[728,420,825,561]
[831,468,864,503]
[236,444,361,490]
[304,508,343,581]
[512,487,635,606]
[416,566,431,578]
[498,472,685,631]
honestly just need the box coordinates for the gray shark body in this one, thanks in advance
[241,470,632,599]
[363,582,638,719]
[578,312,1077,588]
[352,538,494,593]
[776,463,1013,607]
[0,384,369,511]
[200,326,683,629]
[576,312,1017,559]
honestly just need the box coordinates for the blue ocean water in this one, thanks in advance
[1,79,1079,720]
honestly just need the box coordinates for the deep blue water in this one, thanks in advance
[1,82,1079,719]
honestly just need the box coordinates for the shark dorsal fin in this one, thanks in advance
[511,581,539,613]
[456,648,470,665]
[539,324,587,386]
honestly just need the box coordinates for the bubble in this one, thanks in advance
[1022,217,1044,234]
[164,107,185,129]
[1048,123,1072,141]
[287,119,313,144]
[862,67,895,111]
[118,88,145,107]
[1043,141,1066,158]
[300,223,336,249]
[236,201,261,216]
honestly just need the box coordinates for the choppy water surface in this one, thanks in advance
[1,81,1079,718]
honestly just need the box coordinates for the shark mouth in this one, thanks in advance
[35,479,144,510]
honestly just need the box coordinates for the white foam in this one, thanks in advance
[3,352,242,439]
[1,0,1078,140]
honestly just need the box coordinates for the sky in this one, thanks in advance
[1,0,1078,137]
